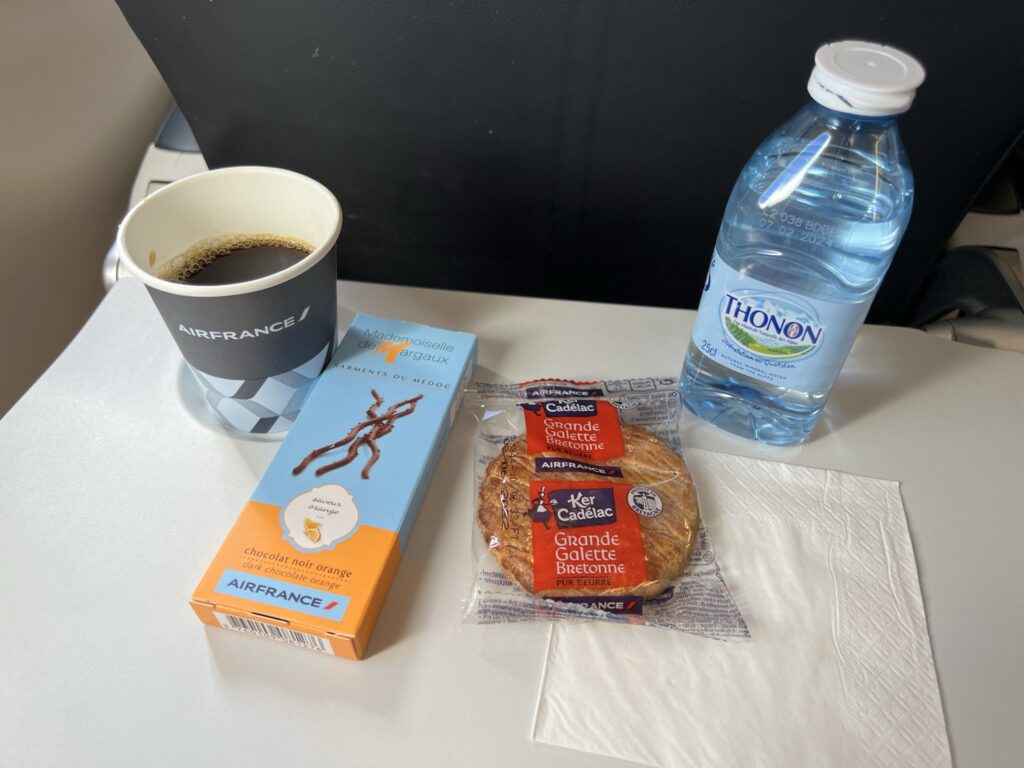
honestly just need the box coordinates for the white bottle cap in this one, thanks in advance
[807,40,925,117]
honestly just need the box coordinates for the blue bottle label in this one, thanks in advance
[690,254,869,393]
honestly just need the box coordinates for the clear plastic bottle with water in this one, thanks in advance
[681,41,926,445]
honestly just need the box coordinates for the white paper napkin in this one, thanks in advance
[532,450,951,768]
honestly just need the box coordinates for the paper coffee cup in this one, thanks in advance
[117,166,342,435]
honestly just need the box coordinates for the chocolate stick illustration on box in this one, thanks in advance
[293,389,424,479]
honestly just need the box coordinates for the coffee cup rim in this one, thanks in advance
[116,166,343,298]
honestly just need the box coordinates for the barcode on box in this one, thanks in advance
[214,612,334,655]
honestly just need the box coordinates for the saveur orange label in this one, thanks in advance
[529,480,647,593]
[522,400,624,460]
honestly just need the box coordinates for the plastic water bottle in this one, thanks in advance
[682,41,925,445]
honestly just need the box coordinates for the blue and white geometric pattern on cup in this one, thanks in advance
[189,342,331,435]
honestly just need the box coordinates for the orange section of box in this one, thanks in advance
[192,501,401,658]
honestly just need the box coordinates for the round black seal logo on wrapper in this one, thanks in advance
[627,486,663,518]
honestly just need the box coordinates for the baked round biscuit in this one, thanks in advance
[477,425,700,598]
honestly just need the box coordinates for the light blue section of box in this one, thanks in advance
[215,568,349,621]
[252,313,477,551]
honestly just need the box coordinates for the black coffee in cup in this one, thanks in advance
[158,233,314,286]
[118,167,341,435]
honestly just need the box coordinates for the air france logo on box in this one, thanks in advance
[540,400,599,418]
[215,569,349,621]
[549,487,617,529]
